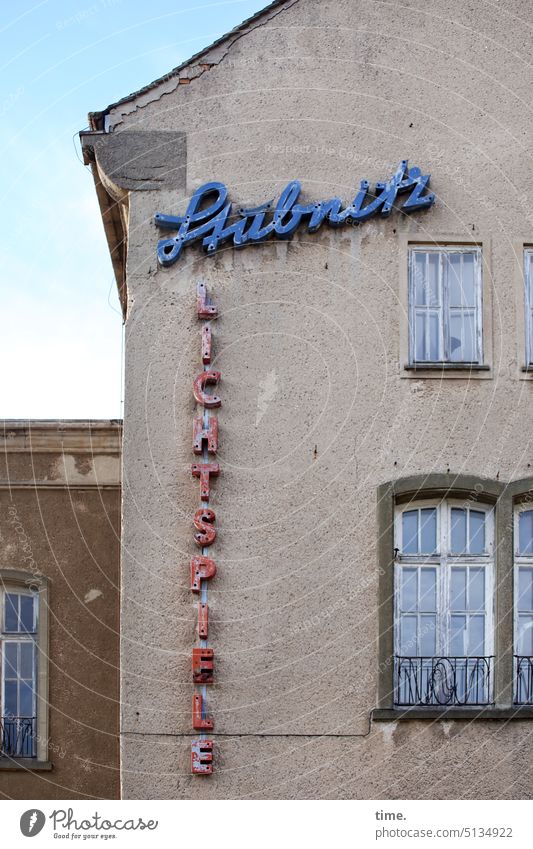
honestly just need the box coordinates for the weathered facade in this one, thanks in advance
[0,422,121,799]
[82,0,533,798]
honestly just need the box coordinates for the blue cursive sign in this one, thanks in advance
[154,160,435,266]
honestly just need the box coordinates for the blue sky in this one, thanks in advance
[1,0,262,419]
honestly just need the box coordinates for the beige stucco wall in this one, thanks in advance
[92,0,533,797]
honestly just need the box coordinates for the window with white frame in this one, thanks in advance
[524,249,533,366]
[1,583,39,758]
[394,500,494,706]
[409,247,483,364]
[514,505,533,703]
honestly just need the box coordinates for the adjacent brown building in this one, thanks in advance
[0,422,121,799]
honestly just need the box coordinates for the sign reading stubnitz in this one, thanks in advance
[154,160,435,266]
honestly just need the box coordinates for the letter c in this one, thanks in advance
[193,372,221,408]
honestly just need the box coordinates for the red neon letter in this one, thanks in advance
[193,372,221,408]
[192,693,213,730]
[202,325,212,364]
[191,739,213,775]
[193,414,219,455]
[198,602,209,639]
[190,555,217,592]
[193,508,216,547]
[191,462,220,501]
[197,281,218,320]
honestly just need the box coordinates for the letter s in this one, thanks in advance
[193,508,216,547]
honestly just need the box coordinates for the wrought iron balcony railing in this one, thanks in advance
[514,656,533,704]
[1,716,36,758]
[395,656,494,707]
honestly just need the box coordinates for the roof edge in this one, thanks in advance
[1,421,122,456]
[88,0,295,130]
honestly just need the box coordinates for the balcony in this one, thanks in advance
[515,656,533,704]
[1,717,36,758]
[395,656,494,707]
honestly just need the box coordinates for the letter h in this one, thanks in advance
[193,414,218,455]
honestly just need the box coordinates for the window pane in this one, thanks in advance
[414,253,427,306]
[414,311,440,361]
[427,254,440,306]
[415,311,426,360]
[401,568,417,612]
[519,510,533,555]
[420,568,436,612]
[4,680,18,717]
[449,311,476,362]
[468,568,485,611]
[20,643,34,680]
[420,508,437,554]
[4,593,19,632]
[4,642,18,678]
[451,508,467,553]
[400,615,417,655]
[449,254,476,307]
[428,312,440,361]
[420,615,436,655]
[448,254,463,307]
[469,510,486,554]
[451,567,467,610]
[468,615,485,655]
[451,615,467,655]
[19,681,33,717]
[518,615,533,655]
[461,254,476,306]
[528,253,533,302]
[402,510,419,554]
[19,596,34,633]
[519,567,533,611]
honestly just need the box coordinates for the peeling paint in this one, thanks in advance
[84,589,103,604]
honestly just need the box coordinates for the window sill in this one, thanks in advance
[0,758,52,771]
[402,363,492,380]
[404,363,491,371]
[373,707,533,721]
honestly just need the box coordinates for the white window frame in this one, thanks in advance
[394,499,494,659]
[524,249,533,366]
[513,503,533,703]
[0,573,48,762]
[408,246,483,365]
